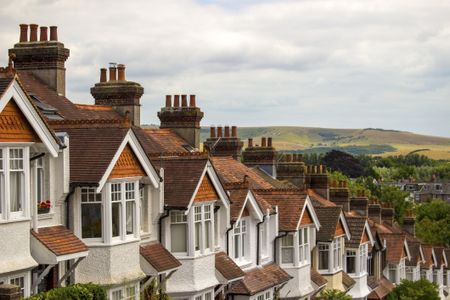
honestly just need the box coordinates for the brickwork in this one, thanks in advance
[276,153,305,188]
[0,284,21,300]
[203,126,244,159]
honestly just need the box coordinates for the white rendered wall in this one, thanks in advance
[280,264,314,299]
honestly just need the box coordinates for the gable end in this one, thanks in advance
[0,99,40,142]
[109,144,146,179]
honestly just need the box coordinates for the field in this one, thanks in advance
[200,127,450,159]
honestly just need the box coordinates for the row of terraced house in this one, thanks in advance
[0,24,449,300]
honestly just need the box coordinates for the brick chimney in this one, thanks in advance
[403,211,415,237]
[9,24,70,96]
[381,206,395,225]
[305,165,329,199]
[276,153,306,188]
[203,125,244,159]
[368,203,382,224]
[242,136,277,176]
[350,192,369,216]
[0,284,21,300]
[329,180,350,211]
[91,63,144,126]
[158,94,204,149]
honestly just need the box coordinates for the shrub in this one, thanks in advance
[25,283,106,300]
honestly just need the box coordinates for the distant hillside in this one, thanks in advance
[200,126,450,159]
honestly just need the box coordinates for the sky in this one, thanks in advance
[1,0,450,137]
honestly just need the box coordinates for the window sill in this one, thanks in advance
[84,237,140,247]
[38,212,54,220]
[236,259,253,269]
[0,217,31,224]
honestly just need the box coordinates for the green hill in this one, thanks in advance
[200,127,450,159]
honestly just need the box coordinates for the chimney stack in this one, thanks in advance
[117,64,125,81]
[248,138,253,148]
[381,207,394,225]
[174,95,180,107]
[217,126,223,137]
[261,137,267,147]
[109,63,117,81]
[368,203,381,224]
[49,26,58,41]
[29,24,38,42]
[39,26,48,42]
[403,216,415,237]
[350,196,368,216]
[190,95,196,107]
[165,95,172,108]
[100,68,107,83]
[231,126,237,137]
[181,94,187,107]
[268,137,272,147]
[19,24,28,42]
[224,126,230,137]
[210,126,216,138]
[242,136,277,176]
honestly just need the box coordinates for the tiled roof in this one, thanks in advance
[0,77,13,98]
[367,277,394,299]
[211,157,275,189]
[379,233,406,264]
[445,249,450,268]
[315,206,343,242]
[421,245,434,268]
[253,189,307,231]
[215,252,245,281]
[18,71,122,121]
[434,247,444,268]
[229,263,292,295]
[345,214,367,248]
[342,271,356,291]
[307,189,336,207]
[134,127,191,156]
[60,127,129,185]
[140,241,181,272]
[229,189,250,222]
[406,240,422,266]
[31,226,88,256]
[252,168,295,189]
[152,156,208,209]
[311,269,327,288]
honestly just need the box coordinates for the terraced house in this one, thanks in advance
[1,23,450,300]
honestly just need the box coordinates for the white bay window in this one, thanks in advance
[318,237,344,273]
[298,227,310,265]
[359,244,368,274]
[233,218,248,261]
[170,211,188,253]
[281,235,294,264]
[81,187,102,240]
[109,181,138,240]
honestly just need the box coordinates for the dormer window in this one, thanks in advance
[233,218,248,261]
[318,237,344,273]
[170,211,188,253]
[298,227,310,265]
[281,235,294,264]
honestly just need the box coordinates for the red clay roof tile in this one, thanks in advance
[31,226,88,256]
[140,241,181,272]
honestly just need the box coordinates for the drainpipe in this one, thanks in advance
[273,232,289,263]
[158,207,171,243]
[226,224,234,255]
[65,186,76,230]
[256,214,267,266]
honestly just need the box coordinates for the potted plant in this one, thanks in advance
[37,200,51,214]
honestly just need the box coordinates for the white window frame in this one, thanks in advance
[260,219,269,258]
[346,250,357,274]
[250,289,273,300]
[318,243,330,272]
[0,146,30,222]
[388,263,397,283]
[399,258,406,281]
[233,218,248,262]
[359,243,368,275]
[0,272,31,298]
[298,226,310,266]
[139,184,150,235]
[170,210,188,255]
[109,283,139,300]
[333,237,343,271]
[280,234,295,265]
[193,203,214,255]
[35,157,46,210]
[80,187,103,242]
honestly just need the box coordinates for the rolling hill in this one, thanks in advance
[200,127,450,159]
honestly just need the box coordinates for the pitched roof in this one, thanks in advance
[0,77,13,98]
[367,277,395,299]
[140,241,181,272]
[434,247,444,268]
[315,206,343,242]
[345,215,368,248]
[342,271,356,291]
[307,189,336,207]
[406,240,422,266]
[211,157,275,189]
[134,127,191,156]
[60,127,129,185]
[31,226,88,256]
[311,269,327,288]
[215,252,245,281]
[253,189,307,232]
[229,189,250,222]
[379,233,407,264]
[421,245,434,268]
[229,263,292,295]
[152,156,209,209]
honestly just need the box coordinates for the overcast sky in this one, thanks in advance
[1,0,450,137]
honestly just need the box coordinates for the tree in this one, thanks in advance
[415,199,450,246]
[319,289,352,300]
[387,279,439,300]
[141,278,169,300]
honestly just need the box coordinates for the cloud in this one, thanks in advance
[0,0,449,137]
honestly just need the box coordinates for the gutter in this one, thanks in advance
[256,214,267,265]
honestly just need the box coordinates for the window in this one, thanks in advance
[367,254,373,276]
[298,227,310,265]
[140,185,149,234]
[261,221,268,257]
[346,250,356,274]
[359,244,368,274]
[265,291,272,300]
[421,269,427,280]
[194,290,213,300]
[195,206,202,251]
[233,219,247,260]
[109,181,138,240]
[36,157,44,204]
[205,205,212,249]
[9,148,25,214]
[406,266,414,281]
[81,188,102,239]
[205,292,212,300]
[333,237,343,270]
[170,211,187,253]
[111,284,138,300]
[318,243,329,270]
[399,259,406,280]
[193,204,214,254]
[444,271,448,286]
[281,235,294,264]
[388,264,397,283]
[433,269,438,284]
[10,275,25,297]
[251,290,272,300]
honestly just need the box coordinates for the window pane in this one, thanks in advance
[112,202,121,237]
[347,256,355,273]
[205,220,211,249]
[195,222,201,251]
[125,182,135,200]
[82,203,102,238]
[140,186,148,233]
[37,168,44,202]
[9,172,23,212]
[111,183,121,201]
[171,223,187,252]
[205,292,212,300]
[319,244,329,270]
[282,248,294,264]
[234,234,240,259]
[112,290,122,300]
[126,201,135,235]
[10,276,25,297]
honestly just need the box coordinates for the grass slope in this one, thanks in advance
[200,127,450,159]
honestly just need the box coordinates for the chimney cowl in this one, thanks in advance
[268,137,272,147]
[29,24,38,42]
[231,126,237,138]
[217,126,223,137]
[181,94,187,107]
[117,64,125,81]
[39,26,48,42]
[109,63,117,81]
[100,68,107,83]
[174,95,180,107]
[224,126,230,137]
[261,137,267,147]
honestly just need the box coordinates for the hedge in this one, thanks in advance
[25,283,106,300]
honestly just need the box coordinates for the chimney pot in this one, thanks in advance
[248,138,253,148]
[261,137,267,147]
[109,63,117,81]
[39,26,48,42]
[100,68,107,82]
[19,24,28,42]
[268,137,273,147]
[231,126,237,137]
[224,126,230,137]
[189,95,196,107]
[49,26,58,41]
[165,95,172,108]
[210,126,216,138]
[287,154,292,162]
[217,126,223,137]
[174,95,180,107]
[181,94,188,107]
[29,24,38,42]
[117,64,125,81]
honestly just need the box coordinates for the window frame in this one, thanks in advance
[346,250,357,274]
[280,234,295,265]
[109,283,139,300]
[318,243,330,272]
[80,187,103,242]
[298,226,310,266]
[170,210,188,255]
[233,217,248,262]
[0,272,30,298]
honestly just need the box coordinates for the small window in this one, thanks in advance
[318,243,329,270]
[281,235,294,264]
[346,250,356,274]
[299,227,310,265]
[233,219,247,260]
[171,211,188,253]
[9,148,25,214]
[81,188,102,239]
[10,276,25,297]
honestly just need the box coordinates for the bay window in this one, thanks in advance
[233,219,247,260]
[193,203,214,254]
[298,227,310,265]
[81,187,102,239]
[388,264,397,283]
[359,244,368,274]
[318,243,329,271]
[170,211,187,253]
[0,147,29,221]
[346,250,356,274]
[140,185,149,234]
[110,181,138,240]
[110,283,138,300]
[281,235,294,264]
